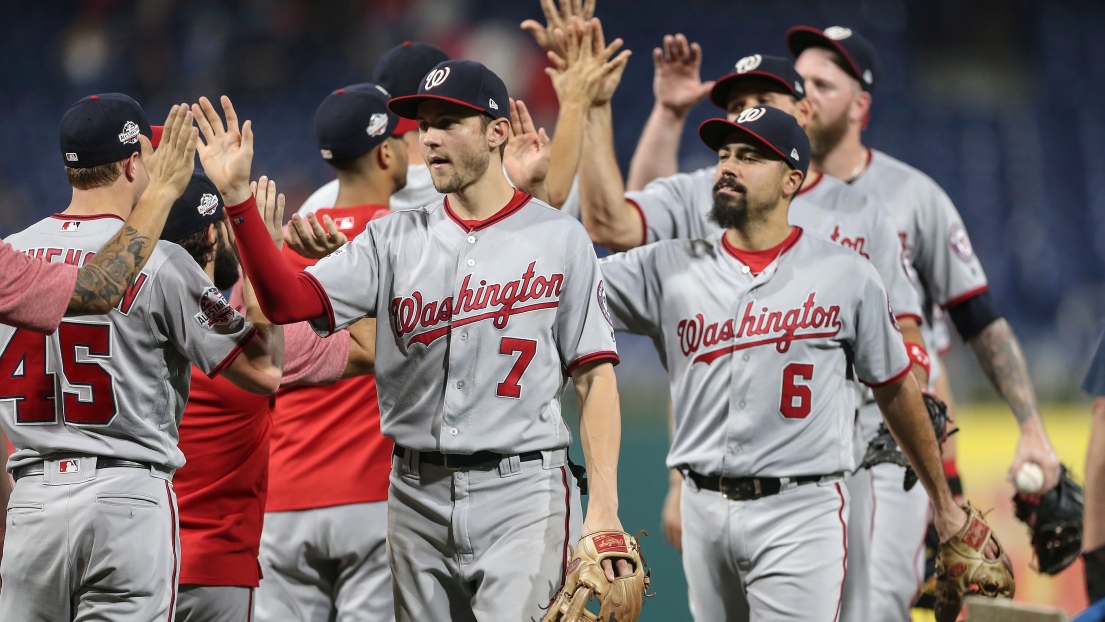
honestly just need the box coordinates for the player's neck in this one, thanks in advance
[64,185,135,219]
[812,134,868,183]
[446,165,516,221]
[799,169,822,192]
[724,207,794,251]
[333,168,392,209]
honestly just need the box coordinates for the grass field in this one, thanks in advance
[566,399,1093,620]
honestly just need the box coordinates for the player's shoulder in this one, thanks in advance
[796,227,876,266]
[868,149,946,196]
[641,165,716,193]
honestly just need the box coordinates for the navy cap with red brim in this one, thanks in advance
[785,25,881,92]
[698,106,810,178]
[387,60,509,121]
[709,54,806,109]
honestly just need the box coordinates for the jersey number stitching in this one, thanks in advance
[496,337,537,399]
[780,363,814,419]
[0,322,118,426]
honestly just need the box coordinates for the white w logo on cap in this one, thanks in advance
[736,107,766,124]
[425,67,451,91]
[735,54,762,73]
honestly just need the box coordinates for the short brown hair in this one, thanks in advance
[66,159,125,190]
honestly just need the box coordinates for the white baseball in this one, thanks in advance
[1015,462,1045,494]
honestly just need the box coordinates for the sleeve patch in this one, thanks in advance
[948,223,974,262]
[194,286,240,328]
[597,279,613,327]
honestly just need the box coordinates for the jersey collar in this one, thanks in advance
[50,213,125,222]
[444,189,532,233]
[721,226,804,275]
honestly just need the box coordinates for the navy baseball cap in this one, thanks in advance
[387,60,509,121]
[786,25,881,91]
[161,172,224,242]
[60,93,152,168]
[372,42,449,134]
[710,54,806,110]
[698,106,810,177]
[315,83,401,163]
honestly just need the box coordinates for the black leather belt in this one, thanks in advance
[13,458,153,482]
[393,446,544,471]
[687,470,824,501]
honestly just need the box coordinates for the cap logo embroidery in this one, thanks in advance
[863,69,873,84]
[65,152,78,162]
[367,112,389,137]
[488,98,499,110]
[425,67,451,90]
[320,149,333,160]
[197,193,219,216]
[790,148,800,160]
[795,81,804,94]
[824,26,853,40]
[735,54,762,73]
[736,107,766,124]
[118,121,140,145]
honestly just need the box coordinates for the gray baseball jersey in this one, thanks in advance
[851,149,990,349]
[0,215,256,471]
[303,190,618,454]
[600,230,910,477]
[298,164,439,217]
[626,166,922,321]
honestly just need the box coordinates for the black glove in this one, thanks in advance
[861,393,956,491]
[1013,464,1084,575]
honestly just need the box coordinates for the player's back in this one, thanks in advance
[0,214,255,471]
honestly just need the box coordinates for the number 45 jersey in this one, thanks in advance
[0,214,257,471]
[304,190,618,455]
[600,229,910,478]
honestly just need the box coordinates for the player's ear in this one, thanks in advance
[795,97,814,127]
[487,117,510,156]
[375,140,391,170]
[850,90,872,126]
[782,166,804,198]
[123,152,141,182]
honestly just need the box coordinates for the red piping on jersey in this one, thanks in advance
[909,504,932,606]
[49,213,125,222]
[833,482,847,622]
[796,170,823,196]
[247,589,254,622]
[165,480,179,622]
[559,466,571,586]
[444,189,532,232]
[941,285,989,310]
[896,313,923,325]
[624,197,649,248]
[302,272,336,334]
[207,327,259,379]
[720,227,803,274]
[406,301,561,347]
[862,360,912,389]
[566,350,620,375]
[692,330,840,365]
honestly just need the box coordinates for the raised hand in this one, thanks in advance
[652,34,713,117]
[193,96,254,205]
[520,0,596,58]
[503,98,551,202]
[546,17,631,108]
[251,176,285,248]
[140,103,198,198]
[286,212,348,259]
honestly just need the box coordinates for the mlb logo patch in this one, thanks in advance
[61,221,81,232]
[66,153,78,162]
[334,216,356,231]
[58,459,80,473]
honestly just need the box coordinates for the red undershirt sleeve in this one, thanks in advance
[224,196,328,325]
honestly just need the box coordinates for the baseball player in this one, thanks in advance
[785,24,1060,616]
[0,105,198,334]
[165,172,375,622]
[253,83,405,622]
[599,105,974,621]
[215,59,629,620]
[0,93,283,620]
[296,42,447,222]
[1083,335,1105,609]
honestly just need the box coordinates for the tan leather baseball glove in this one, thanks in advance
[540,531,651,622]
[934,503,1016,622]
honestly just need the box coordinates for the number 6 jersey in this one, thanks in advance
[600,228,910,478]
[304,190,618,455]
[0,214,257,471]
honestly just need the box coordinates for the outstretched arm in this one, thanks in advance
[626,34,713,191]
[578,103,644,250]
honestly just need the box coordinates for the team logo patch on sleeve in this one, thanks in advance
[948,223,974,261]
[194,286,238,328]
[597,280,613,327]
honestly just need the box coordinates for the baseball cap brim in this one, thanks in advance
[387,94,485,120]
[709,71,801,109]
[785,26,864,85]
[150,125,163,148]
[698,118,793,167]
[393,117,419,135]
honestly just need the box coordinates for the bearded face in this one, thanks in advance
[708,165,786,231]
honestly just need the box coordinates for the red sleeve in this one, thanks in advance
[0,241,78,333]
[225,196,328,325]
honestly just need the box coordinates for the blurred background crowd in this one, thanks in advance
[1,0,1101,614]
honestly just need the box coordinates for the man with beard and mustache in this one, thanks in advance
[164,173,377,622]
[598,105,997,622]
[786,24,1061,618]
[217,59,630,620]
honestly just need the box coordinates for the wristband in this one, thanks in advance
[907,342,931,377]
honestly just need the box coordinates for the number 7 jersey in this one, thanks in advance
[0,215,257,471]
[600,229,910,477]
[303,190,618,455]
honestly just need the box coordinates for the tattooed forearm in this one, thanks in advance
[67,226,155,315]
[968,318,1041,425]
